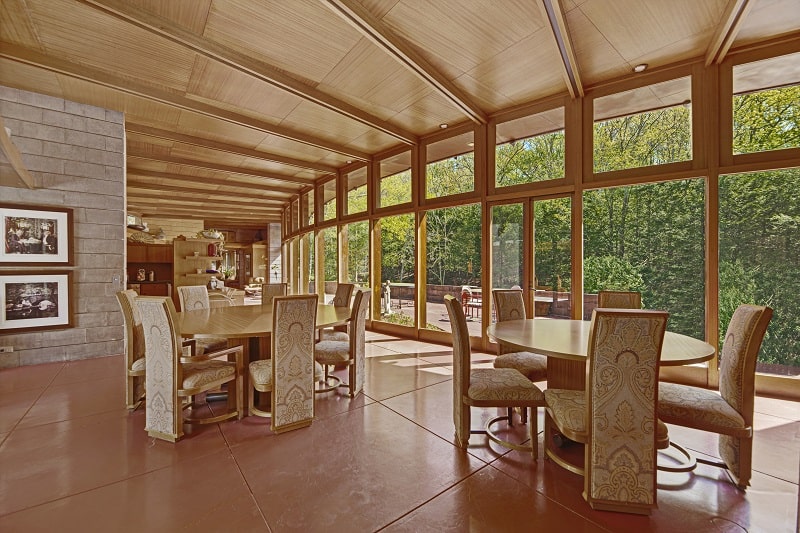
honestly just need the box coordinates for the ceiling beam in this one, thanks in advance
[127,123,337,175]
[127,150,315,186]
[0,43,370,161]
[127,195,283,212]
[539,0,583,98]
[127,169,300,196]
[706,0,753,66]
[128,182,290,203]
[80,0,417,145]
[127,202,281,219]
[126,187,285,205]
[322,0,488,125]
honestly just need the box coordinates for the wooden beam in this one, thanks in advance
[0,43,370,161]
[539,0,583,98]
[127,181,290,203]
[0,115,35,189]
[127,169,299,196]
[322,0,488,124]
[127,195,283,212]
[127,202,282,219]
[126,150,315,186]
[127,123,337,175]
[80,0,417,145]
[706,0,753,66]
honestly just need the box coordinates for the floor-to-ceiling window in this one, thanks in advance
[533,197,572,319]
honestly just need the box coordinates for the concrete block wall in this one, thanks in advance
[0,85,126,368]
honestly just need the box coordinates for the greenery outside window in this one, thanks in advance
[495,108,565,188]
[426,131,475,199]
[345,166,368,215]
[380,150,412,208]
[322,179,337,222]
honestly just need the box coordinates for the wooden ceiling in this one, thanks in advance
[1,0,798,229]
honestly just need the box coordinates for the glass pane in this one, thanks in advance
[426,131,475,198]
[496,108,565,187]
[322,180,336,222]
[306,232,315,294]
[377,213,415,327]
[345,166,368,215]
[304,190,314,227]
[380,150,412,208]
[719,169,800,376]
[291,199,299,232]
[583,179,705,340]
[534,197,572,319]
[593,77,692,173]
[321,226,337,302]
[345,221,369,286]
[491,203,523,290]
[733,51,800,155]
[425,203,482,334]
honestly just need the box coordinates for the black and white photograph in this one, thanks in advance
[0,272,72,332]
[0,204,73,265]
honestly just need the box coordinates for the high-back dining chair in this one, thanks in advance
[248,295,319,433]
[444,295,545,458]
[116,289,146,410]
[136,296,243,442]
[320,283,355,342]
[544,308,668,515]
[261,283,288,308]
[598,290,642,309]
[658,304,773,490]
[314,289,369,397]
[176,285,229,356]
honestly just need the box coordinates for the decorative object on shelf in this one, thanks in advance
[207,242,218,257]
[1,203,73,266]
[209,276,219,290]
[0,271,74,333]
[198,229,223,240]
[148,271,155,282]
[137,268,146,281]
[127,232,155,243]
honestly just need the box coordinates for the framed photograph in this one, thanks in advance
[0,271,73,333]
[1,203,73,265]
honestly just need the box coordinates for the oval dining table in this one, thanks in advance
[486,318,716,390]
[177,303,351,413]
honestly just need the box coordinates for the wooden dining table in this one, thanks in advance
[178,303,351,413]
[486,318,716,390]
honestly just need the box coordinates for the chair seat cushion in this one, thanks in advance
[195,337,228,355]
[544,388,587,438]
[249,359,273,389]
[658,382,748,435]
[130,356,146,373]
[468,368,544,404]
[493,351,547,381]
[315,340,351,364]
[182,360,235,389]
[320,329,349,342]
[314,361,325,381]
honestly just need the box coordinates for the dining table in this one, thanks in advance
[177,303,351,412]
[486,318,716,390]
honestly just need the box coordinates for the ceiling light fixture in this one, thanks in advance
[439,123,448,129]
[633,64,648,73]
[467,142,474,147]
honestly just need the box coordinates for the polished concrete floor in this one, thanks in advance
[0,331,798,532]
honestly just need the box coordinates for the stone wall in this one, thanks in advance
[0,85,125,367]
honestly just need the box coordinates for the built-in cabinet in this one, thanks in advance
[172,238,224,310]
[127,243,173,298]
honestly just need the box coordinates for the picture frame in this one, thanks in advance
[1,203,73,265]
[0,271,73,333]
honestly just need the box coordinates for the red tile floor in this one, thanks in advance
[0,331,798,532]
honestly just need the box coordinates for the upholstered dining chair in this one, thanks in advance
[136,296,243,442]
[597,290,642,309]
[176,285,229,356]
[544,308,668,515]
[249,295,319,433]
[116,289,146,410]
[444,295,545,458]
[260,283,288,308]
[658,304,773,490]
[320,283,355,342]
[492,289,548,425]
[314,288,369,397]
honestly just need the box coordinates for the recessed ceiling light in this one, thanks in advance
[439,123,448,129]
[467,142,474,147]
[346,160,352,164]
[633,64,648,73]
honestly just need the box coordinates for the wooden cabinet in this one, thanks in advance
[126,243,173,289]
[173,238,223,309]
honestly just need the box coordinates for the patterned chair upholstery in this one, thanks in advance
[544,308,668,515]
[444,295,545,459]
[177,285,229,355]
[597,290,642,309]
[136,296,243,442]
[249,295,319,433]
[320,283,356,342]
[658,304,773,490]
[314,289,369,397]
[492,289,548,382]
[116,290,146,410]
[260,283,288,308]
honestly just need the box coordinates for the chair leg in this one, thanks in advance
[529,407,539,460]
